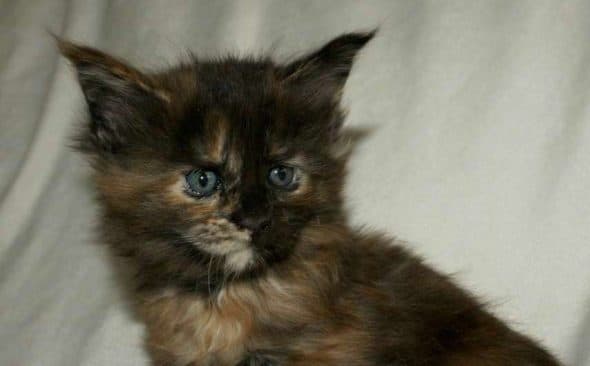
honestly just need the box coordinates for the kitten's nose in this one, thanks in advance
[230,211,271,232]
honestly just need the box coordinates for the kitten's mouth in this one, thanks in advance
[183,220,256,272]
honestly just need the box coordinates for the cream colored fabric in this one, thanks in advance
[0,1,588,365]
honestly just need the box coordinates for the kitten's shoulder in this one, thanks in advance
[347,229,425,270]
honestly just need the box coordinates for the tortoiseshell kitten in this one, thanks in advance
[59,32,560,366]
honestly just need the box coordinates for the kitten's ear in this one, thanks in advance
[58,38,169,153]
[280,31,375,103]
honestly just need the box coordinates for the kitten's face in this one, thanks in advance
[60,32,372,287]
[118,73,346,275]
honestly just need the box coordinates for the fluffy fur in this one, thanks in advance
[60,32,560,365]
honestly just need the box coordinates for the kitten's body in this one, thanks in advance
[141,227,556,366]
[60,32,559,365]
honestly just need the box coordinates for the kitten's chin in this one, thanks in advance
[223,247,256,273]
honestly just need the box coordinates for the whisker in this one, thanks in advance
[207,255,214,297]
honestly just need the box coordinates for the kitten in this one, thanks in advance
[59,31,560,366]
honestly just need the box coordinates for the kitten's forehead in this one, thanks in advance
[173,59,328,177]
[196,60,278,105]
[201,110,229,165]
[189,77,292,172]
[191,109,265,182]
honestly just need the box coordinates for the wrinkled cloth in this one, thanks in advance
[1,1,589,365]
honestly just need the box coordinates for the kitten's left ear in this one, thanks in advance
[280,30,375,103]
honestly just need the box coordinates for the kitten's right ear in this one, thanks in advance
[280,31,375,105]
[58,38,169,153]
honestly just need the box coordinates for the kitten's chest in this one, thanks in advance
[139,290,256,366]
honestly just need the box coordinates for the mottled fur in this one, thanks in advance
[60,32,560,365]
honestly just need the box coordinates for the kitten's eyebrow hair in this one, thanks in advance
[268,143,292,159]
[268,151,295,162]
[192,158,223,169]
[269,152,306,168]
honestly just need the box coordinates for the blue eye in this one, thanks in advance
[268,165,296,190]
[185,170,220,197]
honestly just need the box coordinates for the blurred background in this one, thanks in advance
[1,1,589,365]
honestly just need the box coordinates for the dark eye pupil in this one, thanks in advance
[277,168,287,181]
[198,173,209,187]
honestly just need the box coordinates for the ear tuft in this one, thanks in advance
[281,30,375,102]
[301,30,376,79]
[57,38,162,94]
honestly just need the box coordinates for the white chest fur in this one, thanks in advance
[140,289,256,366]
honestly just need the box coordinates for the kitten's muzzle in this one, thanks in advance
[230,210,271,232]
